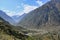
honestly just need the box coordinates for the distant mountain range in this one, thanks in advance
[12,13,26,23]
[0,10,27,25]
[0,17,9,25]
[18,0,60,29]
[0,10,16,25]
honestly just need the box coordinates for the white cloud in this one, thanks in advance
[36,0,44,6]
[1,9,16,16]
[0,0,50,17]
[1,4,38,17]
[15,4,38,16]
[0,0,45,17]
[16,0,45,16]
[1,9,24,16]
[0,4,40,17]
[17,12,24,16]
[22,4,38,13]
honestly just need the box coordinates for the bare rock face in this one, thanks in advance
[18,0,60,29]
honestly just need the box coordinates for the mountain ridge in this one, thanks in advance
[18,0,60,29]
[0,10,16,25]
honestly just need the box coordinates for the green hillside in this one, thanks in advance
[0,17,30,40]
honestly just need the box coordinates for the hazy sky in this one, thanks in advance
[0,0,50,17]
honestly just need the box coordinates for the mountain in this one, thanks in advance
[12,13,26,23]
[0,17,10,25]
[0,17,30,40]
[0,10,16,25]
[18,0,60,29]
[1,16,60,40]
[1,0,60,40]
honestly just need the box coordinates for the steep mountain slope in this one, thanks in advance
[18,0,60,29]
[0,10,16,25]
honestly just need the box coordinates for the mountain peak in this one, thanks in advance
[18,0,60,29]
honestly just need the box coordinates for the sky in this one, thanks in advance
[0,0,50,17]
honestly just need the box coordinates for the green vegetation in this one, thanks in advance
[0,18,60,40]
[0,25,29,40]
[0,17,29,40]
[1,18,60,40]
[27,31,60,40]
